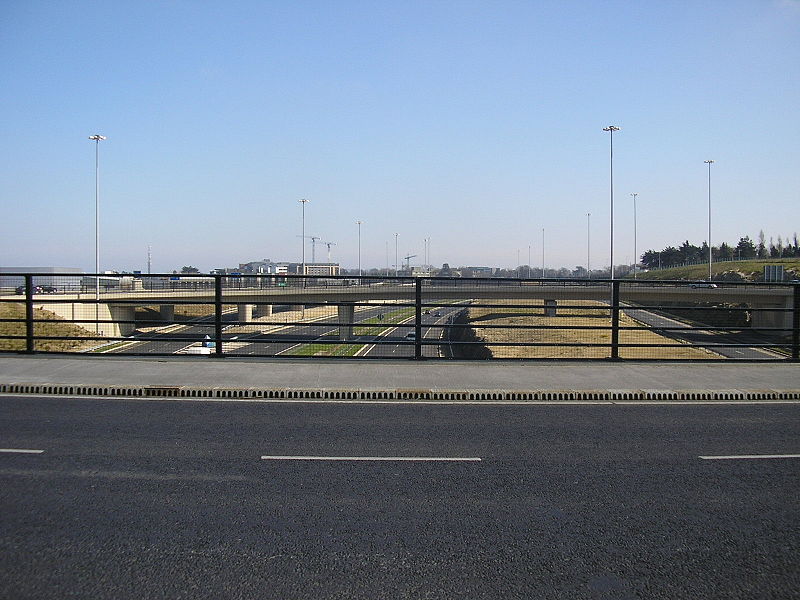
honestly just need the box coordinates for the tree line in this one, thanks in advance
[641,231,800,270]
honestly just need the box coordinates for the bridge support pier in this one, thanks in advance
[254,304,273,318]
[237,304,254,322]
[338,303,355,341]
[159,305,175,322]
[751,298,793,332]
[544,299,557,317]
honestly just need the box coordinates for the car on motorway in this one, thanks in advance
[14,285,57,294]
[405,332,416,340]
[689,282,718,289]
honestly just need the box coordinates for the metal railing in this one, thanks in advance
[1,273,798,361]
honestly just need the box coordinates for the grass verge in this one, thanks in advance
[0,303,98,352]
[465,300,720,359]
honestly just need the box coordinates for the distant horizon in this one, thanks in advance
[3,233,797,276]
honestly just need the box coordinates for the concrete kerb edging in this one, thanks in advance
[1,382,799,403]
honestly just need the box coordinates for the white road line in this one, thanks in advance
[0,448,44,454]
[261,455,481,462]
[699,454,800,460]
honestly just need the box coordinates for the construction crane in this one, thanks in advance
[297,235,320,263]
[403,254,417,272]
[323,241,337,262]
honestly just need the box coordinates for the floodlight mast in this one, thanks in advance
[88,134,106,334]
[298,199,309,275]
[603,126,620,280]
[704,160,714,281]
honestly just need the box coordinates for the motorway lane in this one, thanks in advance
[233,304,410,356]
[622,304,781,359]
[0,397,798,599]
[362,305,466,358]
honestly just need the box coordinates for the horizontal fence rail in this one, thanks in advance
[0,273,797,361]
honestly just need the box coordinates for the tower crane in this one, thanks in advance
[297,236,320,263]
[323,241,337,262]
[403,254,417,272]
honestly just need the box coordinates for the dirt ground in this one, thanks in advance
[466,300,720,359]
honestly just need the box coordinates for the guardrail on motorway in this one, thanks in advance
[1,273,798,361]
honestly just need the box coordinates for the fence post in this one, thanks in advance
[610,280,620,360]
[792,283,799,361]
[25,274,34,353]
[414,278,422,359]
[214,275,223,357]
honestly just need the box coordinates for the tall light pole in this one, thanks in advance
[356,220,363,277]
[528,245,531,279]
[298,199,309,276]
[88,134,106,334]
[541,228,545,278]
[394,233,399,277]
[704,160,714,281]
[587,213,591,278]
[603,125,620,279]
[631,193,638,279]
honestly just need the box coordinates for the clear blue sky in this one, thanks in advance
[1,0,798,273]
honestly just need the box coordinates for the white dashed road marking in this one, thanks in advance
[261,455,481,462]
[699,454,800,460]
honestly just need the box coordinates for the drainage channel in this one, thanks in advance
[1,383,799,402]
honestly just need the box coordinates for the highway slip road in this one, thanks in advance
[1,397,798,599]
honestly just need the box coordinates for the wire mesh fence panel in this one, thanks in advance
[0,273,797,360]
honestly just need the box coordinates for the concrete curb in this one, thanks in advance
[2,382,798,402]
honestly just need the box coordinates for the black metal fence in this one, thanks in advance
[1,273,798,361]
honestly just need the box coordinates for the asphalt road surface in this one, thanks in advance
[1,396,798,599]
[112,303,464,358]
[622,304,783,359]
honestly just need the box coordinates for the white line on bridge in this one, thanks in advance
[699,454,800,460]
[261,455,481,462]
[0,449,44,454]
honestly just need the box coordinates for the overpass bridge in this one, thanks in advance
[4,276,796,338]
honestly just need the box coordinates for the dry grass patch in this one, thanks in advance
[467,300,720,359]
[0,302,97,352]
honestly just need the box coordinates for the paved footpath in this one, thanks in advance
[0,354,798,397]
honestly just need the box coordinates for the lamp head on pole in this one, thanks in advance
[88,134,106,141]
[704,160,714,165]
[602,126,620,132]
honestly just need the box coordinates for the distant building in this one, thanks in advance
[212,259,340,277]
[293,263,341,276]
[462,266,497,277]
